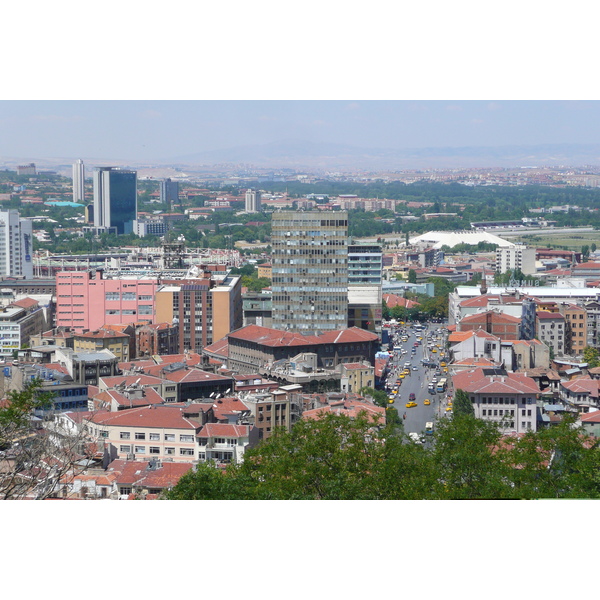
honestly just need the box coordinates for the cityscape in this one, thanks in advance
[2,132,600,501]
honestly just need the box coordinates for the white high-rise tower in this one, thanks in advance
[245,188,261,213]
[73,159,85,203]
[0,209,33,279]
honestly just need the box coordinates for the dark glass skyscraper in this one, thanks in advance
[93,167,137,234]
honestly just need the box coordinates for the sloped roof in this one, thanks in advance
[87,405,199,430]
[197,423,251,438]
[452,367,539,395]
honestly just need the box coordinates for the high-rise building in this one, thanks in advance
[0,209,33,279]
[271,211,348,334]
[72,159,85,203]
[495,245,537,275]
[245,188,261,213]
[347,243,383,334]
[160,178,179,208]
[93,167,137,235]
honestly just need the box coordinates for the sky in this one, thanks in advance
[2,100,600,162]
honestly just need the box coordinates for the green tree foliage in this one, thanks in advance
[166,412,600,500]
[407,269,417,283]
[583,347,600,369]
[453,389,474,417]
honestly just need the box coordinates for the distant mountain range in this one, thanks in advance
[4,141,600,172]
[170,140,600,170]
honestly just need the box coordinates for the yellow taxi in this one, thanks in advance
[432,348,437,353]
[445,406,453,412]
[440,361,447,367]
[388,398,395,404]
[402,369,410,375]
[405,401,418,408]
[424,399,430,406]
[443,367,448,374]
[399,373,405,379]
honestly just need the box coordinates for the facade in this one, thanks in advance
[536,311,565,357]
[243,291,273,328]
[0,209,34,279]
[226,324,379,374]
[245,188,261,213]
[458,310,521,340]
[16,163,36,175]
[155,274,242,353]
[585,300,600,348]
[73,328,131,363]
[0,303,45,359]
[93,167,137,235]
[558,303,587,356]
[452,367,540,433]
[136,322,179,357]
[55,270,158,332]
[197,423,258,464]
[495,245,537,275]
[72,159,85,203]
[271,211,349,334]
[160,178,179,208]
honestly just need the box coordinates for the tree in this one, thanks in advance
[453,389,474,417]
[583,346,600,369]
[0,381,96,500]
[407,269,417,283]
[359,387,389,408]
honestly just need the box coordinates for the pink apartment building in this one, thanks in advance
[56,270,159,332]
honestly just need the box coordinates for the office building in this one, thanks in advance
[160,178,179,208]
[0,209,34,279]
[271,211,349,334]
[245,188,261,213]
[72,159,85,203]
[16,163,36,176]
[347,243,383,334]
[93,167,137,235]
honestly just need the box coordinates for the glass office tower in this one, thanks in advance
[93,167,137,235]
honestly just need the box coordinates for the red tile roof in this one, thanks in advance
[86,405,199,430]
[452,367,540,395]
[228,325,377,347]
[197,423,251,438]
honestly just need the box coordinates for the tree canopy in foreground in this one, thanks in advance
[166,411,600,500]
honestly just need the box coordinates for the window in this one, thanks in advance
[119,432,130,440]
[180,434,194,443]
[482,409,487,416]
[135,432,146,440]
[180,448,194,456]
[165,434,175,441]
[149,433,160,441]
[120,445,131,453]
[149,447,160,454]
[165,447,175,455]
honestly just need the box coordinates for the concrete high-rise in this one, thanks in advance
[245,188,261,213]
[72,159,85,203]
[93,167,137,235]
[271,211,348,334]
[0,209,33,279]
[160,178,179,208]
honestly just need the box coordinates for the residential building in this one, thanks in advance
[452,367,540,433]
[16,163,36,175]
[0,209,34,279]
[197,423,259,464]
[72,159,85,203]
[0,302,45,359]
[585,300,600,348]
[495,244,537,275]
[136,322,179,357]
[83,405,205,464]
[558,303,587,355]
[458,310,521,340]
[536,311,565,357]
[560,377,600,413]
[271,211,349,334]
[55,347,120,386]
[245,188,261,213]
[93,167,137,235]
[339,361,374,393]
[73,328,131,363]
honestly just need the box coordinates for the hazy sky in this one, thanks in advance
[2,100,600,162]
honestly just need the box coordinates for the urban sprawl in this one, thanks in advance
[2,160,600,499]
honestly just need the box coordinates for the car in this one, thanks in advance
[412,366,418,371]
[406,401,418,408]
[440,361,447,367]
[432,348,437,353]
[399,373,405,379]
[443,367,448,373]
[409,393,416,401]
[424,399,430,405]
[445,406,452,412]
[388,398,394,404]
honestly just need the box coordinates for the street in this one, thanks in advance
[382,321,452,440]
